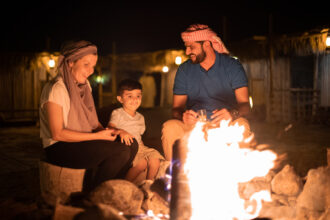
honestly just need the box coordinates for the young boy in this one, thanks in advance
[107,79,164,183]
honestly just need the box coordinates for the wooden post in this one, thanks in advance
[170,136,191,220]
[312,53,319,120]
[266,13,274,122]
[96,66,103,109]
[33,66,38,120]
[39,160,86,206]
[160,72,166,107]
[98,80,103,108]
[111,42,117,104]
[297,91,300,120]
[327,148,330,166]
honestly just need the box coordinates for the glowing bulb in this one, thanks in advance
[162,66,169,73]
[249,96,253,108]
[175,56,182,65]
[96,75,104,84]
[48,59,55,68]
[326,36,330,47]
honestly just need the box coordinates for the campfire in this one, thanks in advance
[43,119,329,220]
[171,120,277,220]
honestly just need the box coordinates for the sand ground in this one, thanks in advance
[0,106,329,219]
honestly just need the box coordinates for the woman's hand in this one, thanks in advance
[97,128,118,141]
[182,110,198,126]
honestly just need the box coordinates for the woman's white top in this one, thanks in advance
[39,77,70,148]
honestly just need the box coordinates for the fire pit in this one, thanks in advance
[170,120,277,220]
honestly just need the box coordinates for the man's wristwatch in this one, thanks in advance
[230,109,240,120]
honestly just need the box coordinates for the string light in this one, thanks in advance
[162,66,169,73]
[326,34,330,47]
[175,56,182,65]
[48,59,55,68]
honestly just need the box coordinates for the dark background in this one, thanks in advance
[1,1,329,55]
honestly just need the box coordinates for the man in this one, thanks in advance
[161,24,252,161]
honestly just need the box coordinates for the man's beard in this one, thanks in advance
[190,49,206,64]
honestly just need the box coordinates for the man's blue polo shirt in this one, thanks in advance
[173,52,248,119]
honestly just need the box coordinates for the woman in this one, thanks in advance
[39,40,138,189]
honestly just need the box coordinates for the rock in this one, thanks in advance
[318,208,330,220]
[295,207,324,220]
[296,166,330,212]
[271,194,290,206]
[271,164,303,196]
[139,179,155,199]
[259,203,296,219]
[39,160,86,206]
[53,203,84,220]
[74,203,127,220]
[239,178,271,200]
[97,203,127,220]
[141,192,169,216]
[89,179,144,215]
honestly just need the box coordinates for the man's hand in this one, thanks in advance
[210,108,233,125]
[182,110,198,126]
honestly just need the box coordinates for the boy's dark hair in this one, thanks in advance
[117,79,142,96]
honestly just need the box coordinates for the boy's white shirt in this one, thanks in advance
[109,107,145,145]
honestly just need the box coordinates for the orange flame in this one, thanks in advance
[184,120,277,220]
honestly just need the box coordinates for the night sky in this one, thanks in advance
[1,1,329,55]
